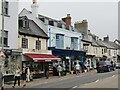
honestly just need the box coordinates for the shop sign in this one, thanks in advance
[45,60,51,62]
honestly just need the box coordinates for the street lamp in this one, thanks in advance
[1,0,5,89]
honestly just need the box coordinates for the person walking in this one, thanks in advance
[26,67,30,82]
[22,66,26,87]
[75,63,80,75]
[57,64,62,77]
[12,66,21,88]
[44,64,49,79]
[0,69,3,90]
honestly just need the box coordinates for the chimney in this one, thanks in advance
[74,19,88,34]
[103,35,109,42]
[62,14,71,26]
[31,0,39,18]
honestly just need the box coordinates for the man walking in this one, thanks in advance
[57,64,62,77]
[0,69,3,90]
[75,63,80,75]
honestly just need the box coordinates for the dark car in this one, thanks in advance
[96,61,115,73]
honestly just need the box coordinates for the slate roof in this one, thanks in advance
[19,19,49,39]
[92,38,99,47]
[102,41,116,49]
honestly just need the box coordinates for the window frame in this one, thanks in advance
[36,40,41,50]
[22,38,28,48]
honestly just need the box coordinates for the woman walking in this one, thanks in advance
[12,66,21,88]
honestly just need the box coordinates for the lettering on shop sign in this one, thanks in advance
[45,60,52,62]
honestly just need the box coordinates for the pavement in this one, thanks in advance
[4,70,96,88]
[78,74,118,88]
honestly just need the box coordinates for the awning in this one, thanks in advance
[24,54,61,62]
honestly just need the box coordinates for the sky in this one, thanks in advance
[18,0,119,41]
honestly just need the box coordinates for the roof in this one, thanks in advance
[102,41,116,49]
[92,38,99,47]
[96,40,106,47]
[19,19,49,39]
[82,34,92,43]
[107,41,120,49]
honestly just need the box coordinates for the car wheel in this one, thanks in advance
[97,70,100,73]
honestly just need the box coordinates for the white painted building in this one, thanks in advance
[0,0,19,49]
[48,25,82,51]
[0,0,22,76]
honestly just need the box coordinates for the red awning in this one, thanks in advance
[24,54,61,62]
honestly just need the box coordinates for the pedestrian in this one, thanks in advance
[12,66,21,88]
[30,70,33,81]
[44,64,49,79]
[57,64,62,77]
[26,67,30,82]
[75,63,80,75]
[21,65,26,87]
[0,69,3,90]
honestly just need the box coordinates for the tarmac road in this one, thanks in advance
[31,69,119,89]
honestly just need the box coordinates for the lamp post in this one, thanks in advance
[1,0,5,89]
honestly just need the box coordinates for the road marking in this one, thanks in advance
[112,75,115,77]
[72,86,78,88]
[95,79,99,83]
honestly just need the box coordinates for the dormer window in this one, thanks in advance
[49,20,54,26]
[39,18,44,22]
[19,19,29,29]
[57,23,62,28]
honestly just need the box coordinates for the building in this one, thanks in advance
[74,21,95,69]
[0,0,22,78]
[19,0,86,73]
[18,15,61,78]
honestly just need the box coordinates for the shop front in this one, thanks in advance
[1,49,22,82]
[48,47,86,73]
[23,53,61,78]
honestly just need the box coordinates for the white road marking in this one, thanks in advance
[112,75,115,77]
[95,79,99,83]
[72,86,78,88]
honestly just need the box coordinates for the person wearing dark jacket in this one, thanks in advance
[0,69,4,90]
[45,65,49,79]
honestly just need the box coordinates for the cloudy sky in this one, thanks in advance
[18,0,118,41]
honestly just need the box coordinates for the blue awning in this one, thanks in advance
[49,47,86,57]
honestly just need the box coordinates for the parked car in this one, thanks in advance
[115,61,120,69]
[96,61,115,73]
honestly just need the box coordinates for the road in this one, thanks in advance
[30,69,119,89]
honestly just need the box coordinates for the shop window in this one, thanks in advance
[22,38,28,48]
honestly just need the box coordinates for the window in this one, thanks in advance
[0,31,8,47]
[36,40,41,50]
[71,37,78,50]
[4,1,9,15]
[19,19,29,29]
[22,38,28,48]
[57,23,62,28]
[108,50,111,56]
[102,49,104,54]
[49,21,54,26]
[56,34,64,49]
